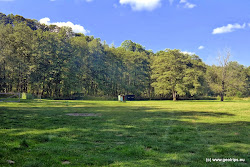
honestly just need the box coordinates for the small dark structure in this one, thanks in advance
[125,95,135,101]
[72,93,84,100]
[118,95,135,102]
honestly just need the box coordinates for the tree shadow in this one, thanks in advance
[0,104,249,166]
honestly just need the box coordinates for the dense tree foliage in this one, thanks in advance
[0,12,249,100]
[206,61,248,99]
[151,49,206,100]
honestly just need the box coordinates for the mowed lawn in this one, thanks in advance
[0,100,249,167]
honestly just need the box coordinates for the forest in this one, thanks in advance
[0,12,250,100]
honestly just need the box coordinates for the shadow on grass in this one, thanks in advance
[0,104,249,166]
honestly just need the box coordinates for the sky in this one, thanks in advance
[0,0,250,66]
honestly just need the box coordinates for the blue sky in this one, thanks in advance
[1,0,250,66]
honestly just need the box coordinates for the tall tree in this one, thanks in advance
[206,61,248,99]
[218,50,231,101]
[151,49,206,100]
[206,50,231,101]
[151,49,188,101]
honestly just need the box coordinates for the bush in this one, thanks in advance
[21,93,33,99]
[236,91,243,98]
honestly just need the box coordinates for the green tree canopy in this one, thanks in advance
[151,49,206,100]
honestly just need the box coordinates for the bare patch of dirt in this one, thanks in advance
[66,113,101,117]
[7,160,15,164]
[145,147,152,151]
[62,161,70,165]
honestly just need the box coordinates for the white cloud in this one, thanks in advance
[179,0,196,9]
[212,23,246,34]
[85,0,93,2]
[39,17,90,34]
[39,18,50,24]
[181,51,195,55]
[198,46,204,50]
[119,0,161,11]
[248,23,250,27]
[184,2,196,8]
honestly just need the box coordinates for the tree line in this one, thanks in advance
[0,12,249,100]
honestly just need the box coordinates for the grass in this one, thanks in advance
[0,99,249,166]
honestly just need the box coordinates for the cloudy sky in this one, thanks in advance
[1,0,250,66]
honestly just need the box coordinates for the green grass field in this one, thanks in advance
[0,100,249,166]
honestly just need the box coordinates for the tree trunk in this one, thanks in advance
[220,92,224,101]
[172,89,177,101]
[221,81,225,101]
